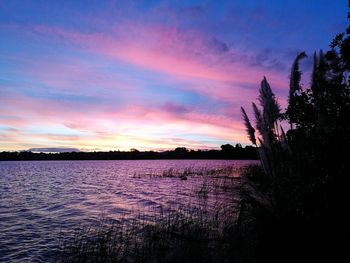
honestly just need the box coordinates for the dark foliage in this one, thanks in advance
[0,144,257,161]
[239,5,350,262]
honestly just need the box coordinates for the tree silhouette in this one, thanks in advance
[239,5,350,261]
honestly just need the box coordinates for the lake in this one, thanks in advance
[0,159,257,262]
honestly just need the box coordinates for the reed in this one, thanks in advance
[56,163,253,262]
[58,202,240,263]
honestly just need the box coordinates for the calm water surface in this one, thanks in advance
[0,159,256,262]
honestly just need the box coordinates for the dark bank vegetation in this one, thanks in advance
[238,5,350,262]
[0,144,257,161]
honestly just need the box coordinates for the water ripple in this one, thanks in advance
[0,159,257,262]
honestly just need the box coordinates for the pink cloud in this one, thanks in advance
[2,22,288,104]
[28,23,287,87]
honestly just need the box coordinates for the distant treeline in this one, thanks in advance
[0,144,257,161]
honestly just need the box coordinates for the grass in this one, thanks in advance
[58,206,241,263]
[57,165,252,263]
[132,165,246,179]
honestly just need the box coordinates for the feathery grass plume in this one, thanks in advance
[258,77,281,149]
[241,107,256,145]
[241,77,282,178]
[243,104,270,175]
[252,102,270,147]
[289,52,307,97]
[259,77,281,135]
[288,52,307,129]
[252,103,263,134]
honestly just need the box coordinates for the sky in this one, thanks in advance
[0,0,348,152]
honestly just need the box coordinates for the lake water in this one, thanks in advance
[0,159,257,262]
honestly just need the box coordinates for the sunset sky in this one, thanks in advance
[0,0,347,152]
